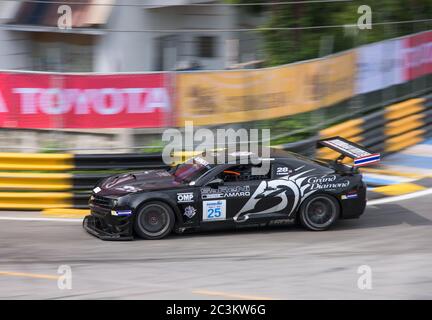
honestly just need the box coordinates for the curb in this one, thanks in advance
[41,208,89,219]
[367,177,432,200]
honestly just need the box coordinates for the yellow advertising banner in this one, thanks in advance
[176,51,356,126]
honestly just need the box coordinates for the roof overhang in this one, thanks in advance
[1,0,113,34]
[0,23,106,35]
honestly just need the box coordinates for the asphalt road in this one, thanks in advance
[0,194,431,300]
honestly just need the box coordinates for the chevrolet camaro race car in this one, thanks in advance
[83,137,380,240]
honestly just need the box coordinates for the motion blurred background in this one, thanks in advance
[0,0,430,154]
[0,0,432,210]
[1,1,432,299]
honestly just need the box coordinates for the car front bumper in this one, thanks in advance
[83,214,134,241]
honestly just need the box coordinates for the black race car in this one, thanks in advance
[83,137,380,240]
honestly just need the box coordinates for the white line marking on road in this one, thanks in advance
[0,217,82,223]
[367,188,432,206]
[0,271,59,280]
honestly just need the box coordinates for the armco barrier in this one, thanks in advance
[0,192,73,210]
[1,94,431,211]
[0,153,74,171]
[318,95,432,160]
[0,153,168,210]
[0,172,72,191]
[74,153,168,170]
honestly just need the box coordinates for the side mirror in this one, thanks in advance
[206,178,224,188]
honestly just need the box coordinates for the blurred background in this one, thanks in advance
[1,1,432,299]
[0,0,430,154]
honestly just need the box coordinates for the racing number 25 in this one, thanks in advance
[207,207,221,218]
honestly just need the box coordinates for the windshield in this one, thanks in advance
[172,157,212,183]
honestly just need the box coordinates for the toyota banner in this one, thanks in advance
[0,72,172,128]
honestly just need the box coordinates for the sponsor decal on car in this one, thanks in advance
[269,218,292,226]
[115,185,142,192]
[341,192,358,200]
[156,171,170,177]
[183,205,197,219]
[93,187,101,194]
[321,138,371,159]
[276,166,293,176]
[203,200,226,221]
[200,186,251,199]
[307,175,350,190]
[194,157,211,168]
[111,210,133,216]
[177,192,194,203]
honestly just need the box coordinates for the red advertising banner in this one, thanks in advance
[0,72,172,128]
[403,31,432,81]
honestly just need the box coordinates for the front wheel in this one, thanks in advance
[134,201,175,239]
[299,194,339,231]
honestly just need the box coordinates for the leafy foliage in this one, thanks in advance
[230,0,432,65]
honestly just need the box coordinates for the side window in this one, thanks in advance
[217,164,271,183]
[272,163,294,178]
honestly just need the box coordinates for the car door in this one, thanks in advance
[199,164,264,224]
[233,161,300,222]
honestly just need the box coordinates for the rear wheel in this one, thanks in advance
[299,194,339,231]
[134,201,175,239]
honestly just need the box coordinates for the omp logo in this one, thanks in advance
[177,192,194,203]
[12,88,170,115]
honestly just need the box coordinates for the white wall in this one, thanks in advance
[0,30,32,70]
[94,2,240,72]
[0,0,262,73]
[0,1,31,70]
[94,0,153,72]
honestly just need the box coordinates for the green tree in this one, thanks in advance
[230,0,432,65]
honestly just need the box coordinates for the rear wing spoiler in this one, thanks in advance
[317,136,380,167]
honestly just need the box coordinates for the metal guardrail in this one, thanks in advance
[317,95,432,161]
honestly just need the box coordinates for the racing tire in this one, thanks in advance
[298,194,339,231]
[134,201,175,240]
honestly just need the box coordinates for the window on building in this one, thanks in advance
[154,35,179,71]
[196,36,216,58]
[31,33,94,72]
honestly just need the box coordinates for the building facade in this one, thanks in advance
[0,0,263,73]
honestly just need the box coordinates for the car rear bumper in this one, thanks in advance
[339,180,367,219]
[83,214,134,241]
